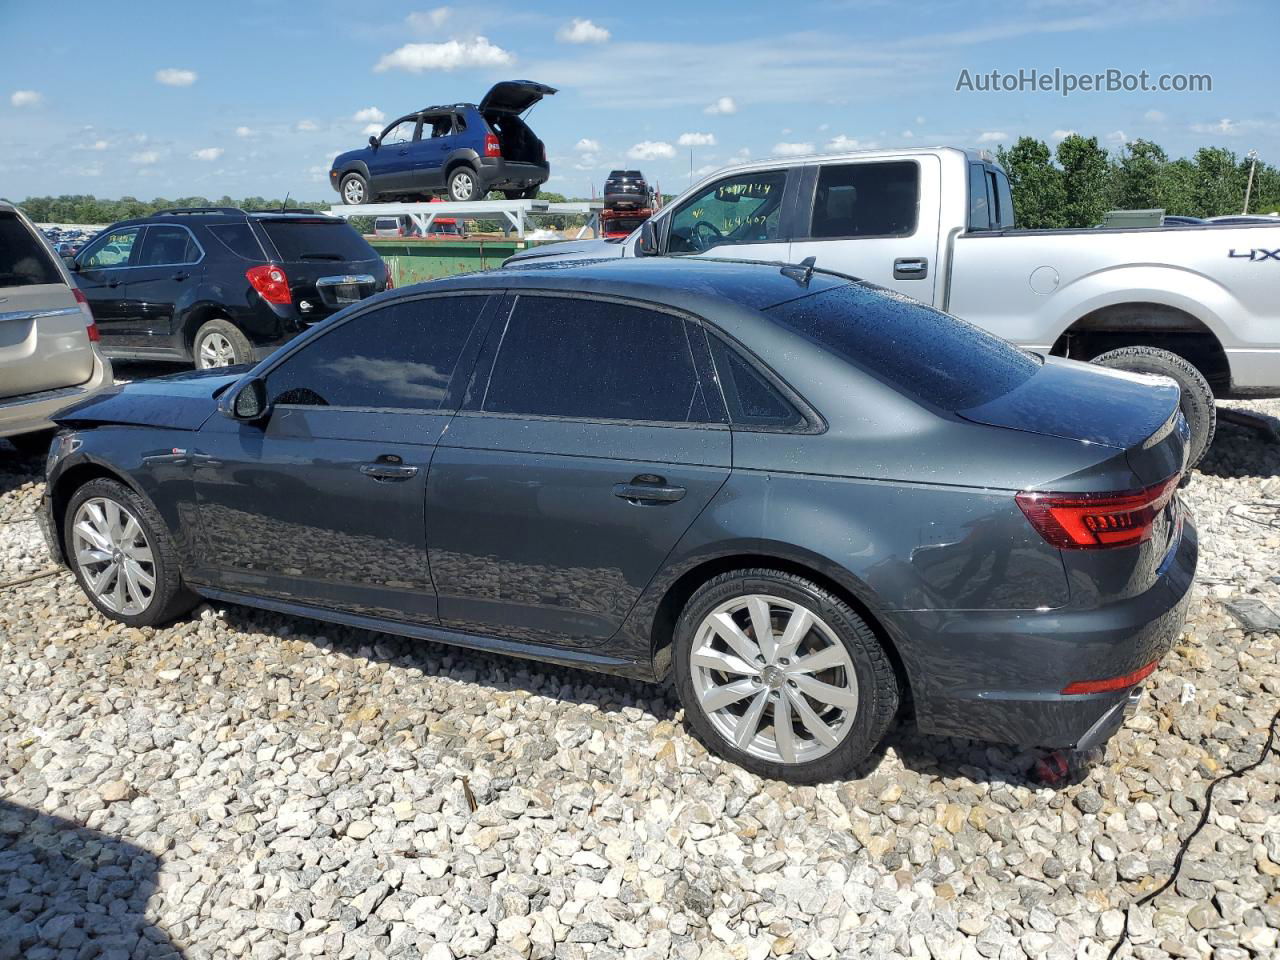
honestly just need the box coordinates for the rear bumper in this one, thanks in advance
[0,350,113,439]
[476,158,550,188]
[900,515,1197,749]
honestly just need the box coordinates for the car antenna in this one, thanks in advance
[280,192,290,214]
[780,256,817,286]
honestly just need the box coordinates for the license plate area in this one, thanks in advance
[315,274,376,308]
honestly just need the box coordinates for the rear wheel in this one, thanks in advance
[503,187,540,200]
[340,172,368,205]
[193,318,253,370]
[672,569,900,783]
[1091,346,1216,468]
[448,167,482,202]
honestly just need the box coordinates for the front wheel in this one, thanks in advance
[193,318,253,370]
[672,569,900,783]
[340,172,368,205]
[447,167,482,202]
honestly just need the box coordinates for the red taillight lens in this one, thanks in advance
[1016,476,1179,550]
[384,263,394,290]
[1062,659,1158,695]
[72,287,100,341]
[484,132,502,158]
[245,264,291,305]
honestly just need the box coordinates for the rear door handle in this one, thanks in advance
[360,463,419,481]
[893,257,929,280]
[613,476,687,504]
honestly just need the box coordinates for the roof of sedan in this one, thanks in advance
[425,256,855,311]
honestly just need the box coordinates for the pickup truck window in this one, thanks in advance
[808,161,919,239]
[766,283,1039,411]
[666,170,788,253]
[968,163,991,231]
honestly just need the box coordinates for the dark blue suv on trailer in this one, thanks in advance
[330,80,556,205]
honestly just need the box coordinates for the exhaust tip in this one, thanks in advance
[1124,685,1145,720]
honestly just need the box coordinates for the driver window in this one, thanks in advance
[381,119,417,145]
[80,227,140,269]
[666,171,788,254]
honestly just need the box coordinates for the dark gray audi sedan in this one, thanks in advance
[39,258,1196,782]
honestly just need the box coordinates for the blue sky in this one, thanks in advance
[2,0,1275,202]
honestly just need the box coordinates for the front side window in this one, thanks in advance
[381,118,418,145]
[80,227,140,269]
[666,170,788,253]
[482,296,716,424]
[137,226,201,266]
[266,296,485,410]
[809,161,920,239]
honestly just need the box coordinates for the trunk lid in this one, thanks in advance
[479,80,557,115]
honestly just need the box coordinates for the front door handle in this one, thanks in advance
[613,475,687,504]
[172,270,189,281]
[360,463,419,481]
[893,257,929,280]
[107,279,121,288]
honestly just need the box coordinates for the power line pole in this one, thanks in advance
[1243,149,1259,215]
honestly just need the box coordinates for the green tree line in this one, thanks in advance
[997,136,1280,228]
[16,195,331,225]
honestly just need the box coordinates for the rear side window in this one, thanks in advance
[809,161,920,239]
[482,296,716,423]
[766,283,1039,411]
[207,223,266,261]
[991,169,1015,229]
[137,225,201,266]
[0,213,61,286]
[968,163,991,231]
[258,220,376,263]
[708,337,804,429]
[266,295,486,410]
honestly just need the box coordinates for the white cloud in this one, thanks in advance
[235,126,254,138]
[374,37,514,72]
[1050,129,1075,141]
[296,119,319,132]
[130,151,160,165]
[901,130,914,139]
[406,7,450,31]
[977,131,1009,143]
[1144,109,1166,123]
[824,134,867,152]
[692,164,720,178]
[10,90,42,108]
[1191,117,1238,135]
[575,138,600,152]
[155,68,197,87]
[363,123,384,136]
[89,139,109,150]
[192,147,224,161]
[916,116,926,126]
[573,153,597,170]
[1105,130,1128,144]
[557,18,610,44]
[628,140,675,160]
[677,132,716,147]
[773,141,814,157]
[353,107,385,124]
[704,96,737,115]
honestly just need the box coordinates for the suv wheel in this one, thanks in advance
[65,478,197,627]
[340,173,368,205]
[672,569,900,783]
[193,318,253,369]
[448,167,482,202]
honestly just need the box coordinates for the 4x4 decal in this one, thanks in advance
[1229,247,1280,261]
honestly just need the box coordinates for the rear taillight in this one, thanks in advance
[384,263,394,290]
[1062,659,1158,695]
[1016,476,1179,550]
[484,132,502,158]
[245,264,291,305]
[73,288,100,341]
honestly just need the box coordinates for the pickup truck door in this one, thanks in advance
[788,156,942,303]
[661,167,795,265]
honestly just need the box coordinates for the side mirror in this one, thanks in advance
[637,219,660,257]
[368,135,379,149]
[222,377,270,423]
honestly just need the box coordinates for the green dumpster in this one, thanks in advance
[369,238,533,285]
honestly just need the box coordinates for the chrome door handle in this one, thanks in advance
[893,257,929,280]
[613,477,687,504]
[360,463,419,481]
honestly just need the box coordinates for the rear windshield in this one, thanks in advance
[766,283,1040,410]
[0,213,62,287]
[257,220,376,263]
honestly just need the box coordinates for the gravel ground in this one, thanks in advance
[1,400,1277,960]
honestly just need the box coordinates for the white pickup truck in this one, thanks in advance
[509,146,1280,464]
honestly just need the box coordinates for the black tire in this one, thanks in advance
[63,477,198,628]
[1091,346,1216,468]
[671,569,900,784]
[447,166,482,202]
[6,429,56,458]
[340,172,369,205]
[192,318,254,370]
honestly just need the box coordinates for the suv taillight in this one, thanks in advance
[246,264,291,305]
[484,132,502,158]
[384,263,394,290]
[73,287,99,341]
[1016,476,1179,550]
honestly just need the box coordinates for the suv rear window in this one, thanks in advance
[766,283,1039,411]
[256,219,376,262]
[0,213,61,287]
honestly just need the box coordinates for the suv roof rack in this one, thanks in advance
[156,206,245,216]
[246,208,328,216]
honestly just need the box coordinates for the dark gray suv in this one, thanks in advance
[40,258,1195,782]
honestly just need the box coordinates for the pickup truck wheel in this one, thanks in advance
[340,173,368,205]
[447,167,482,202]
[1091,346,1216,469]
[193,319,253,370]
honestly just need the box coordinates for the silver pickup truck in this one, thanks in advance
[510,146,1280,464]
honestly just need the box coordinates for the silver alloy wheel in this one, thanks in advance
[198,331,236,368]
[450,171,475,200]
[71,497,156,616]
[343,177,365,203]
[690,594,858,764]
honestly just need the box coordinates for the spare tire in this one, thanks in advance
[1090,345,1216,469]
